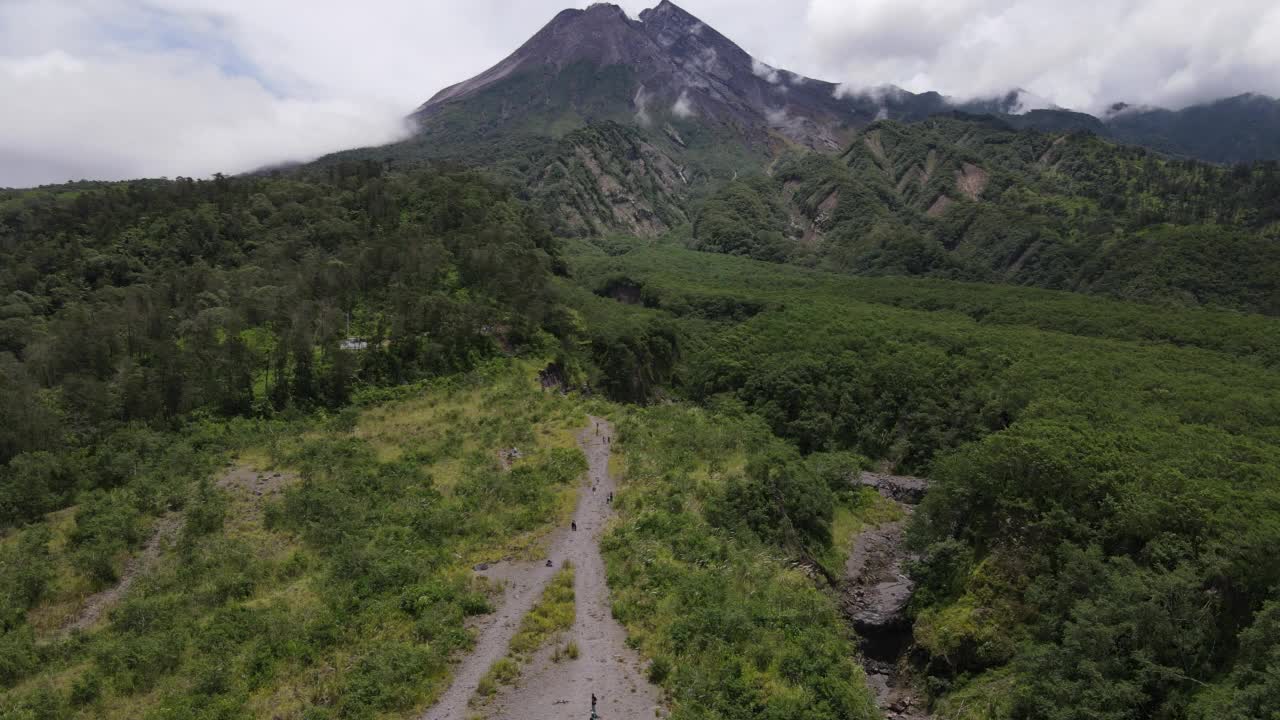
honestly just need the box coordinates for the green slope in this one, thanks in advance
[567,242,1280,719]
[687,115,1280,314]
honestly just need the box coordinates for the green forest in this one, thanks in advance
[687,116,1280,315]
[568,243,1280,719]
[2,115,1279,720]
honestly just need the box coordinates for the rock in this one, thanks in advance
[858,471,928,504]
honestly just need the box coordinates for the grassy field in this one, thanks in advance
[1,360,591,720]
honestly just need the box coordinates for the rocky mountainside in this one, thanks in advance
[409,2,1280,164]
[414,1,913,153]
[690,114,1280,314]
[321,1,1280,242]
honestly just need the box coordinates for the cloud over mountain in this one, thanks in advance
[2,0,1277,187]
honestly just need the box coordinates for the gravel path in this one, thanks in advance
[422,417,661,720]
[419,555,564,720]
[63,465,292,634]
[63,511,184,633]
[483,417,662,720]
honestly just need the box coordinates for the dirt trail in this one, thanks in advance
[62,465,293,634]
[64,511,183,633]
[420,556,565,720]
[423,417,662,720]
[484,417,662,720]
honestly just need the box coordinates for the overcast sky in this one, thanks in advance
[3,0,1277,187]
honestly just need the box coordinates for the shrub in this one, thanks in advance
[647,655,671,684]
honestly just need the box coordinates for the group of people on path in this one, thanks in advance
[554,425,614,717]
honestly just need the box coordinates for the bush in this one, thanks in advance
[647,655,672,684]
[69,670,102,706]
[0,626,38,687]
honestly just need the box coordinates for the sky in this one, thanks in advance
[2,0,1277,187]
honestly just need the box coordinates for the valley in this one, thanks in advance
[2,2,1279,720]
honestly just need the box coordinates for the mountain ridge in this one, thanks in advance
[407,1,1280,166]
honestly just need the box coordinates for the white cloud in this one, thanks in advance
[752,58,780,84]
[2,0,1277,186]
[672,90,697,118]
[801,0,1280,113]
[834,83,908,104]
[634,85,654,125]
[0,47,409,187]
[0,0,618,187]
[1007,89,1058,114]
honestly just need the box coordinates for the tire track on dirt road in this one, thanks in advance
[422,417,662,720]
[483,417,662,720]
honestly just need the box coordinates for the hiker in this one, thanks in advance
[607,492,613,504]
[592,693,598,711]
[571,521,577,531]
[546,559,553,568]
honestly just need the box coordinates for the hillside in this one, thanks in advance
[310,1,1280,313]
[688,115,1280,314]
[3,3,1280,720]
[567,242,1280,720]
[1,165,1278,720]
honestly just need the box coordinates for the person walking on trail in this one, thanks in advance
[571,521,577,531]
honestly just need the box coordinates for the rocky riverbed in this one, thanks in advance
[844,472,931,720]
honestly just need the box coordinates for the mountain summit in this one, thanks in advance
[412,1,941,151]
[406,1,1280,166]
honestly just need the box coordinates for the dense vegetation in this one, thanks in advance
[0,364,588,719]
[0,166,563,527]
[688,115,1280,314]
[4,73,1280,720]
[570,243,1280,720]
[605,403,883,720]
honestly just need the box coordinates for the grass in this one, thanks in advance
[820,488,906,571]
[22,507,95,634]
[602,404,883,720]
[3,360,597,720]
[509,563,576,656]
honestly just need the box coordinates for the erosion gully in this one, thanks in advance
[842,471,931,720]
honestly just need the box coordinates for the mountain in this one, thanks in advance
[1103,93,1280,164]
[5,5,1280,720]
[686,113,1280,313]
[403,2,1280,166]
[409,1,945,154]
[311,1,1280,311]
